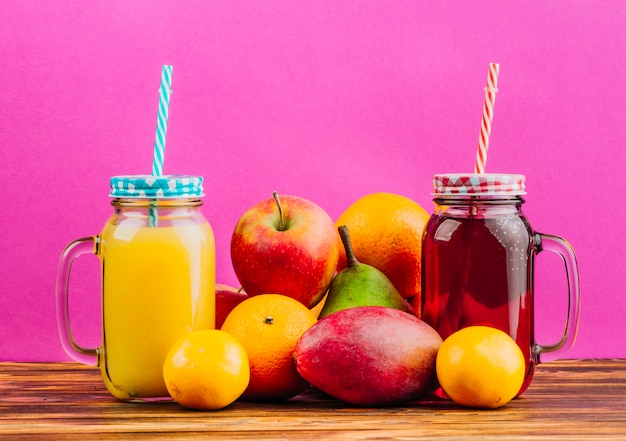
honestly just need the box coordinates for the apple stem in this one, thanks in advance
[338,225,359,268]
[272,191,287,231]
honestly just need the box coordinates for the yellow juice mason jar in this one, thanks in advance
[56,175,215,401]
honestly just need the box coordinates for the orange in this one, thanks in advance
[335,192,430,309]
[436,326,525,409]
[221,294,317,401]
[162,330,250,410]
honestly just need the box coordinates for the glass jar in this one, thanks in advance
[421,173,580,395]
[56,175,215,400]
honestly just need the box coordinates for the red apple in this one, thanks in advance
[230,192,339,308]
[215,284,248,329]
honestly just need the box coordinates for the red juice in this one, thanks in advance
[421,207,536,395]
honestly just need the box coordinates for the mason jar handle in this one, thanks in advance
[55,236,100,366]
[534,233,581,362]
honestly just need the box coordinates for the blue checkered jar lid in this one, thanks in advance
[109,175,204,199]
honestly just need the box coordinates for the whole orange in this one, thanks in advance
[335,192,430,310]
[162,330,250,410]
[221,294,317,401]
[436,326,525,409]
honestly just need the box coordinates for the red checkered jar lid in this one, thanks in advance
[432,173,526,196]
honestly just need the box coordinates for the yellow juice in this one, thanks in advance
[98,218,215,400]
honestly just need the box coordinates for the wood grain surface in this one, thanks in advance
[1,359,625,440]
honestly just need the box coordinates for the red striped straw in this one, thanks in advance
[474,63,500,174]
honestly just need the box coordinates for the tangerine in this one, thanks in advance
[436,326,525,409]
[335,192,430,310]
[221,294,317,401]
[162,330,250,410]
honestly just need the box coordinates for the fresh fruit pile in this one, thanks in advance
[162,191,526,411]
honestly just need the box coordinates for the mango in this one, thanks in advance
[293,306,442,407]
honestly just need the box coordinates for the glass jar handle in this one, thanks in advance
[55,236,99,365]
[534,233,581,362]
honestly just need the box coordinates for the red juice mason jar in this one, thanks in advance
[421,173,580,395]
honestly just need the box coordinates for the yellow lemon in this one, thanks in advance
[436,326,525,409]
[163,330,250,410]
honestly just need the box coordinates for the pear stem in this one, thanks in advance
[272,191,287,231]
[338,225,360,268]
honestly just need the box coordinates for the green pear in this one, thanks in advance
[319,225,414,319]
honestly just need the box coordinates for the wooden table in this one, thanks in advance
[1,359,625,440]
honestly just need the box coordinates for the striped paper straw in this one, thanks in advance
[149,65,173,227]
[474,63,500,174]
[152,64,173,177]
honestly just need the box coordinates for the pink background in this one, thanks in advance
[1,1,625,361]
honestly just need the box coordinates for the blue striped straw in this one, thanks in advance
[150,64,173,227]
[152,64,173,177]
